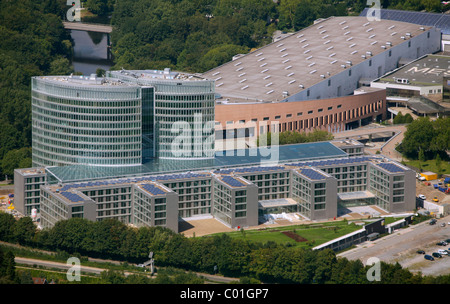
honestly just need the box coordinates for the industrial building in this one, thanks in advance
[204,16,441,141]
[370,54,450,117]
[15,141,416,233]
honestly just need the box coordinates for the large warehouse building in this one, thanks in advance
[204,16,441,141]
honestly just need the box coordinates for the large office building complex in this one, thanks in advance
[18,14,441,233]
[31,69,215,168]
[15,141,416,232]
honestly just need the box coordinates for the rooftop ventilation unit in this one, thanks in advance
[419,26,425,31]
[401,36,405,40]
[236,67,243,71]
[212,72,220,76]
[344,31,351,35]
[287,72,295,77]
[282,91,290,97]
[239,78,246,83]
[388,25,395,30]
[234,62,242,66]
[302,43,310,48]
[279,48,287,52]
[349,43,356,48]
[288,79,296,84]
[381,45,386,49]
[391,32,397,36]
[217,82,224,87]
[299,84,304,88]
[266,90,274,94]
[277,43,284,47]
[261,69,269,73]
[322,34,329,39]
[346,61,352,66]
[327,46,334,51]
[339,20,346,25]
[306,55,313,60]
[346,37,354,41]
[241,85,248,90]
[363,22,370,27]
[371,41,377,45]
[260,63,267,67]
[281,53,289,58]
[318,25,324,29]
[341,64,346,68]
[369,34,376,39]
[330,59,338,64]
[300,38,307,43]
[238,73,246,77]
[310,70,317,74]
[366,28,373,32]
[386,41,392,46]
[366,51,372,56]
[308,62,316,67]
[255,52,263,57]
[215,76,222,81]
[320,30,327,34]
[361,54,366,59]
[264,75,271,79]
[342,25,349,30]
[406,32,411,37]
[320,74,326,78]
[283,59,290,63]
[324,40,331,45]
[297,34,304,38]
[329,53,336,57]
[285,65,292,70]
[265,82,273,87]
[351,50,358,55]
[304,49,311,54]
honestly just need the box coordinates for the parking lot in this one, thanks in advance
[338,215,450,277]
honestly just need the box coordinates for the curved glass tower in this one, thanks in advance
[31,75,144,167]
[108,69,215,160]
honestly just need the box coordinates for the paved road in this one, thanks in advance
[338,215,450,276]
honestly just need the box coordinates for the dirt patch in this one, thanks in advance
[282,231,308,242]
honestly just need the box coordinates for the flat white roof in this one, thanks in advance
[202,16,433,103]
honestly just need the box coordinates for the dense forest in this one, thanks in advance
[0,0,73,178]
[1,213,450,284]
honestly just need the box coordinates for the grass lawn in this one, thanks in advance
[405,159,450,176]
[218,220,364,248]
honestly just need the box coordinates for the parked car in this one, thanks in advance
[429,219,437,225]
[418,194,426,200]
[437,249,448,255]
[441,223,446,227]
[424,255,434,261]
[437,241,447,246]
[432,252,442,258]
[416,250,425,254]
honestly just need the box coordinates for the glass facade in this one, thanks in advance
[108,70,216,160]
[32,76,143,167]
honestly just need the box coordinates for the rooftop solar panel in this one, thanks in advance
[60,191,85,203]
[221,176,246,188]
[376,162,405,173]
[299,168,327,180]
[141,184,166,196]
